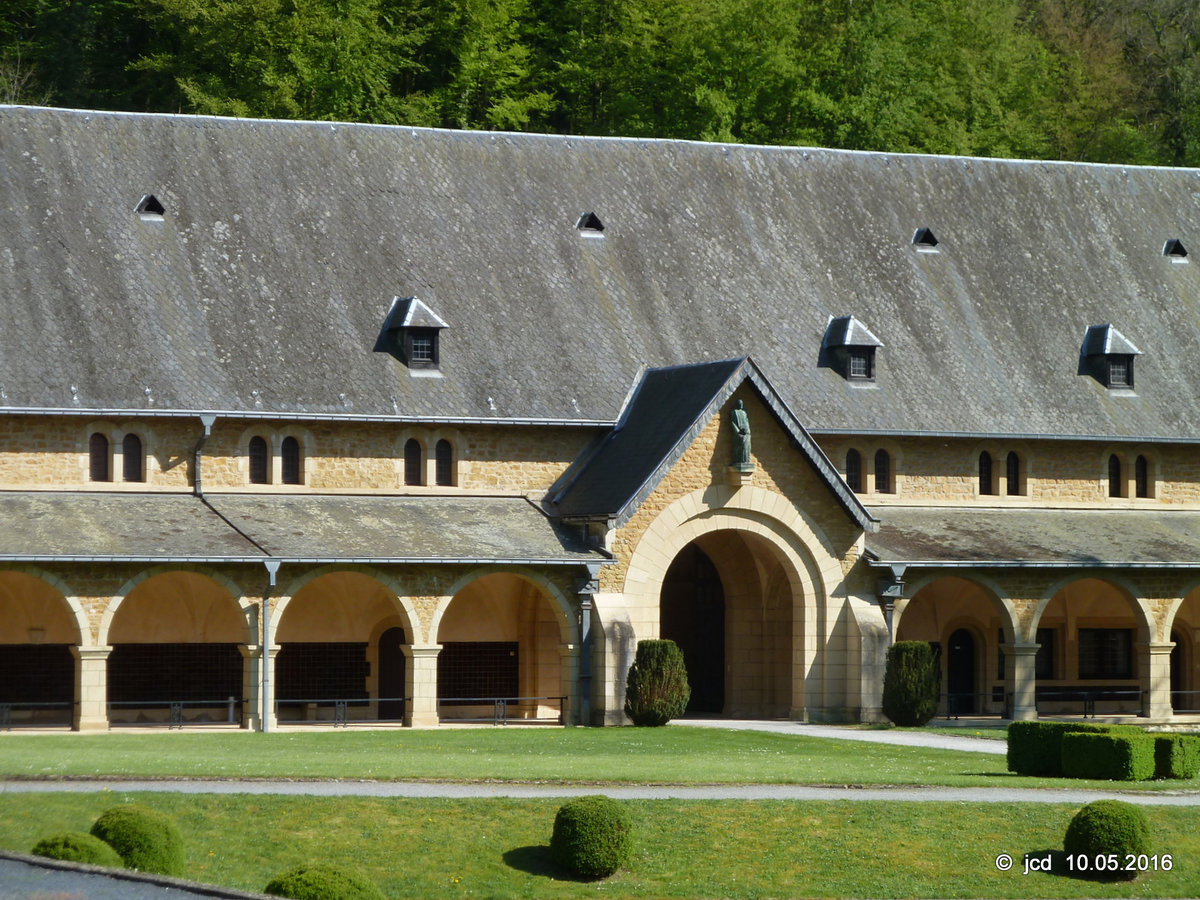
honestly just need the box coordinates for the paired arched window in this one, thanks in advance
[404,439,423,486]
[435,439,454,487]
[979,451,994,495]
[122,433,144,483]
[874,449,892,494]
[89,433,110,482]
[845,449,863,493]
[282,436,303,485]
[248,436,270,484]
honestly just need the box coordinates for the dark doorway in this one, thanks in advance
[378,627,406,720]
[661,543,725,714]
[1171,630,1187,711]
[946,628,976,715]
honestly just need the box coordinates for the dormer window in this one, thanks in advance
[373,296,448,371]
[821,315,883,382]
[1081,324,1140,390]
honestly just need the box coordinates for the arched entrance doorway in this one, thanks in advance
[946,628,977,715]
[0,570,78,728]
[378,626,407,720]
[659,531,796,718]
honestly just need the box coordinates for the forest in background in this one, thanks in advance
[2,0,1198,166]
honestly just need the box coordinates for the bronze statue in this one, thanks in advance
[731,400,752,469]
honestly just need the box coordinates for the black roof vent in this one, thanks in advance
[136,194,165,217]
[1164,238,1188,261]
[576,211,605,234]
[912,228,939,251]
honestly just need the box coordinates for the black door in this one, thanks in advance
[661,544,725,714]
[947,628,976,715]
[378,627,406,720]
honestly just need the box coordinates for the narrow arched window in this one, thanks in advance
[1006,451,1020,496]
[281,436,302,485]
[979,451,993,495]
[1135,454,1149,499]
[874,449,892,494]
[248,436,269,484]
[1109,454,1123,498]
[846,449,863,493]
[89,433,110,482]
[435,439,454,486]
[404,438,423,486]
[122,433,144,483]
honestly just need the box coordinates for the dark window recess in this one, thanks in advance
[248,436,269,484]
[438,641,519,702]
[845,449,863,493]
[1035,628,1055,679]
[89,432,110,482]
[0,645,74,703]
[107,643,242,703]
[136,194,165,216]
[281,436,302,485]
[1109,454,1123,498]
[912,227,939,250]
[122,433,144,483]
[979,451,994,495]
[1006,451,1021,495]
[1078,628,1133,679]
[275,643,369,702]
[1136,454,1150,498]
[874,449,892,493]
[576,211,604,233]
[435,439,454,486]
[404,438,423,486]
[1164,238,1188,259]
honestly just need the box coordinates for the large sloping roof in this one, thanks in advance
[3,106,1200,439]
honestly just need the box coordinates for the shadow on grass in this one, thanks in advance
[503,845,615,884]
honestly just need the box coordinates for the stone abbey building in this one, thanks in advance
[3,105,1200,730]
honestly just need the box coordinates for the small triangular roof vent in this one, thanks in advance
[912,227,939,251]
[1164,238,1188,261]
[576,211,605,234]
[136,194,165,217]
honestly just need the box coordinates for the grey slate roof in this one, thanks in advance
[866,507,1200,568]
[552,358,874,530]
[0,492,601,564]
[4,106,1200,439]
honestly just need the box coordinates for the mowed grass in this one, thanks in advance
[0,726,1194,790]
[2,792,1198,898]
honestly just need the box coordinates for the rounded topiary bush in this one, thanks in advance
[881,640,940,727]
[89,804,185,876]
[550,795,633,880]
[31,831,124,867]
[264,863,385,900]
[624,639,690,727]
[1063,800,1152,881]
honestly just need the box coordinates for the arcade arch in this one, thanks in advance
[0,569,82,727]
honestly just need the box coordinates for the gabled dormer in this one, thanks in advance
[1080,324,1140,390]
[820,315,883,382]
[373,296,448,370]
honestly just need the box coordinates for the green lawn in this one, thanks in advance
[0,726,1192,790]
[2,792,1197,898]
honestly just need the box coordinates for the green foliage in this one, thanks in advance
[549,795,633,880]
[624,639,691,726]
[1006,721,1143,776]
[89,804,185,876]
[31,831,123,867]
[1061,732,1156,781]
[1063,799,1152,881]
[881,641,940,727]
[264,863,386,899]
[1154,734,1200,780]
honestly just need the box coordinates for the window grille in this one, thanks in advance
[404,439,423,485]
[845,449,863,493]
[1108,358,1130,387]
[108,643,242,703]
[281,436,302,484]
[435,439,453,486]
[0,645,73,704]
[122,433,144,482]
[275,643,369,702]
[874,449,891,493]
[1078,628,1133,679]
[89,432,110,482]
[437,642,518,702]
[248,436,269,484]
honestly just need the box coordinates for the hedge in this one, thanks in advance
[550,795,633,880]
[624,639,690,727]
[1006,721,1144,776]
[89,804,186,876]
[1154,734,1200,780]
[264,864,386,899]
[881,641,940,727]
[1063,800,1152,882]
[1060,732,1156,781]
[31,832,124,867]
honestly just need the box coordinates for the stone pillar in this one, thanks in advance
[404,645,441,727]
[558,644,576,725]
[240,644,279,731]
[72,645,111,731]
[1005,642,1040,721]
[1142,641,1175,720]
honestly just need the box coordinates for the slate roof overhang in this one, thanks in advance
[0,492,607,566]
[865,506,1200,569]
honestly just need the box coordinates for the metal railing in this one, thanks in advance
[940,692,1007,719]
[274,697,407,727]
[107,698,244,729]
[437,696,565,726]
[1034,687,1146,718]
[0,701,74,730]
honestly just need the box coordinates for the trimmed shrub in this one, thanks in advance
[89,804,185,876]
[1154,734,1200,780]
[1007,721,1144,777]
[881,641,940,727]
[624,639,690,727]
[1063,800,1152,881]
[31,832,123,867]
[550,795,633,880]
[264,864,385,900]
[1061,732,1156,781]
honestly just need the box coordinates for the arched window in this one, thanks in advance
[1005,451,1021,496]
[281,436,302,485]
[1135,454,1150,499]
[89,433,110,482]
[979,452,994,495]
[404,438,423,486]
[248,436,270,484]
[435,439,454,487]
[1109,454,1123,498]
[122,433,144,483]
[846,449,863,493]
[874,449,892,494]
